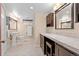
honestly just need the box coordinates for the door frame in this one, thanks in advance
[0,3,1,56]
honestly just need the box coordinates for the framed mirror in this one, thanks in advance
[8,17,17,30]
[55,3,74,29]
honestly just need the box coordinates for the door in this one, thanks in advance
[1,4,9,56]
[0,3,1,56]
[26,25,32,36]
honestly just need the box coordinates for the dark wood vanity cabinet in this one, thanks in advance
[40,34,77,56]
[46,13,54,27]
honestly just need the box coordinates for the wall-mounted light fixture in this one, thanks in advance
[53,3,64,11]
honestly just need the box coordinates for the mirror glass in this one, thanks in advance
[55,3,74,29]
[9,17,17,30]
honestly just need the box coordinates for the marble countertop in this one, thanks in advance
[41,33,79,55]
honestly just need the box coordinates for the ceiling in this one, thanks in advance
[4,3,54,20]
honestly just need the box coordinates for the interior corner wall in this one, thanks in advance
[33,13,46,45]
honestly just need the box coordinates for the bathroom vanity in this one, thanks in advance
[40,33,79,56]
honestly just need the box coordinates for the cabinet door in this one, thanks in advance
[55,44,75,56]
[46,13,54,27]
[58,45,74,56]
[40,35,44,51]
[55,43,59,56]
